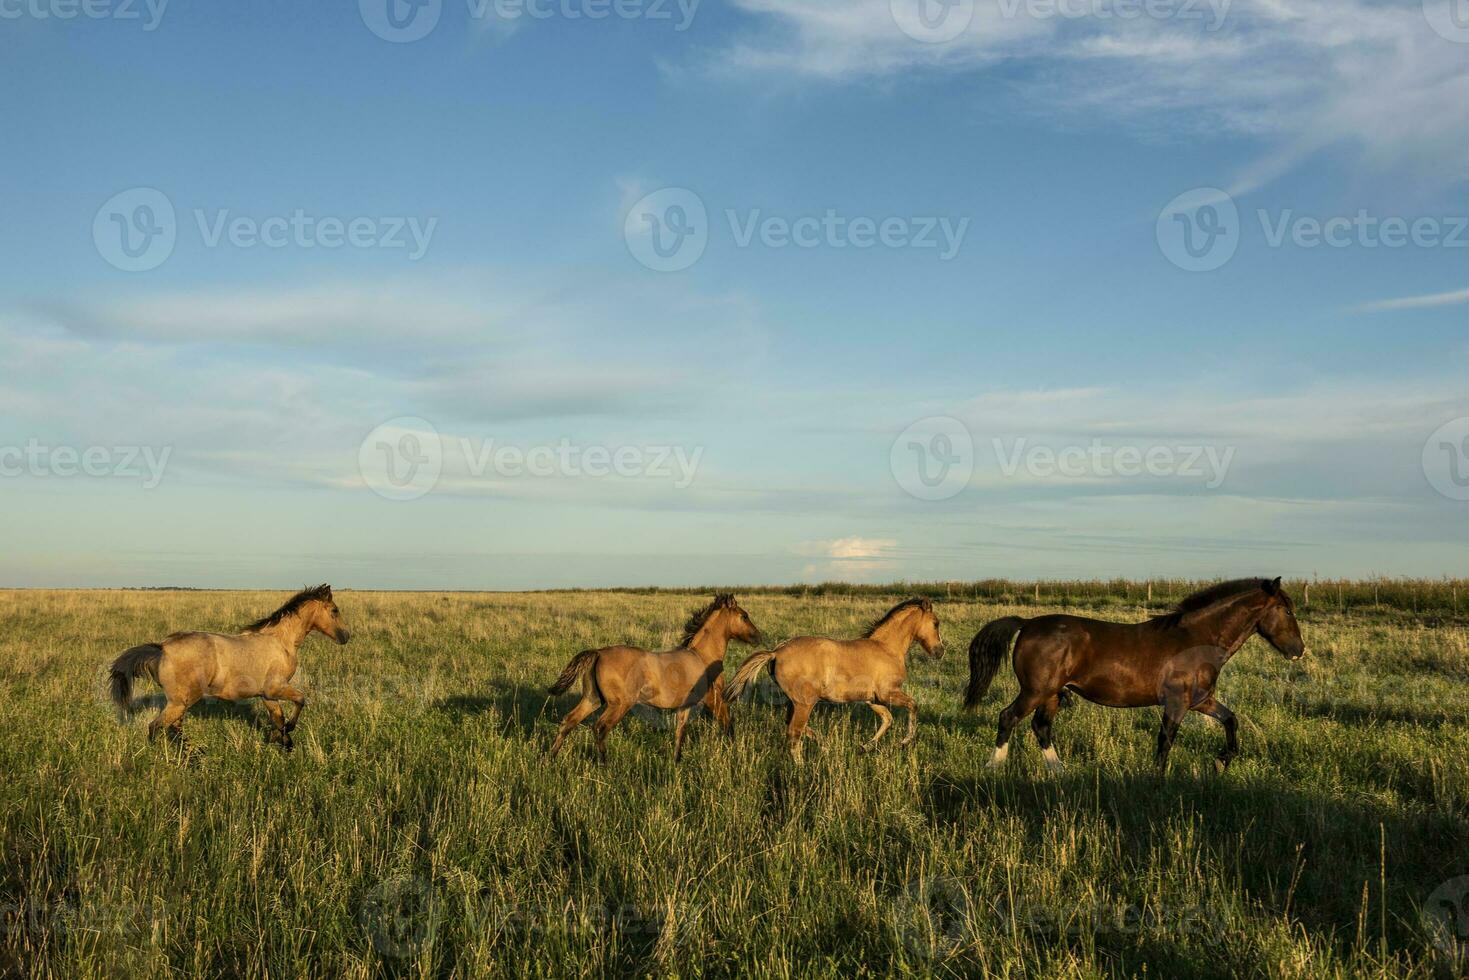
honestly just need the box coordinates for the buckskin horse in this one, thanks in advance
[547,594,762,763]
[109,584,352,750]
[964,578,1305,772]
[727,597,945,762]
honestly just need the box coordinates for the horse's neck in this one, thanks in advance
[255,613,310,656]
[1182,592,1266,657]
[687,623,730,662]
[867,612,917,660]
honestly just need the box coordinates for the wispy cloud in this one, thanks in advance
[1352,286,1469,314]
[718,0,1469,190]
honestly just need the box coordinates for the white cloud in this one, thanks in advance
[1352,286,1469,314]
[718,0,1469,188]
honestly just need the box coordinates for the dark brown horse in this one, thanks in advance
[964,578,1305,772]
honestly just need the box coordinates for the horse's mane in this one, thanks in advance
[241,584,332,633]
[1151,578,1268,627]
[680,593,736,647]
[862,597,932,638]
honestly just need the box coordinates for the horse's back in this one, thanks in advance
[775,635,900,702]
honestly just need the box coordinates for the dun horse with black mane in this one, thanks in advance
[965,577,1305,772]
[727,597,945,761]
[547,594,762,763]
[109,585,352,749]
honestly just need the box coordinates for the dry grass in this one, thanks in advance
[1,587,1466,978]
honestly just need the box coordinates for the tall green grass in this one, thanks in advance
[1,587,1465,977]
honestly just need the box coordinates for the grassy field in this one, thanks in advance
[2,586,1467,978]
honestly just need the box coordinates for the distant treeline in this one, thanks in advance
[576,578,1469,618]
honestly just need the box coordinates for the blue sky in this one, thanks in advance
[2,0,1468,589]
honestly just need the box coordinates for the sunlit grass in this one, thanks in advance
[1,587,1465,977]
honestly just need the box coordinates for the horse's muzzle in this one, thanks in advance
[336,627,352,645]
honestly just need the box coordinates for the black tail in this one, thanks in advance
[109,644,163,719]
[549,649,599,696]
[963,617,1025,710]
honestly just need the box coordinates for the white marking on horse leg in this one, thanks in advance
[1041,746,1064,772]
[987,743,1009,767]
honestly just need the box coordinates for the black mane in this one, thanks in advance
[241,584,332,633]
[1151,578,1268,627]
[862,597,933,638]
[680,593,736,647]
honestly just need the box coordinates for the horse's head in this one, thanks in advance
[715,594,763,646]
[307,586,352,645]
[913,598,945,659]
[1258,577,1305,660]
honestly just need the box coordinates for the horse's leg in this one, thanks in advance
[261,698,288,745]
[786,701,814,763]
[703,675,733,739]
[549,696,600,758]
[1192,696,1239,770]
[672,708,692,763]
[593,701,633,764]
[265,683,307,751]
[1031,694,1063,772]
[148,699,192,744]
[989,691,1045,767]
[859,703,893,754]
[1154,695,1189,773]
[885,690,918,747]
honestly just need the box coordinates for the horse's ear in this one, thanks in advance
[1265,577,1281,595]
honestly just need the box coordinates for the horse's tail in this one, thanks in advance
[963,617,1026,711]
[109,644,164,720]
[725,649,778,701]
[549,649,600,696]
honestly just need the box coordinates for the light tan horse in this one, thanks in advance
[726,597,944,761]
[547,594,762,763]
[109,584,352,750]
